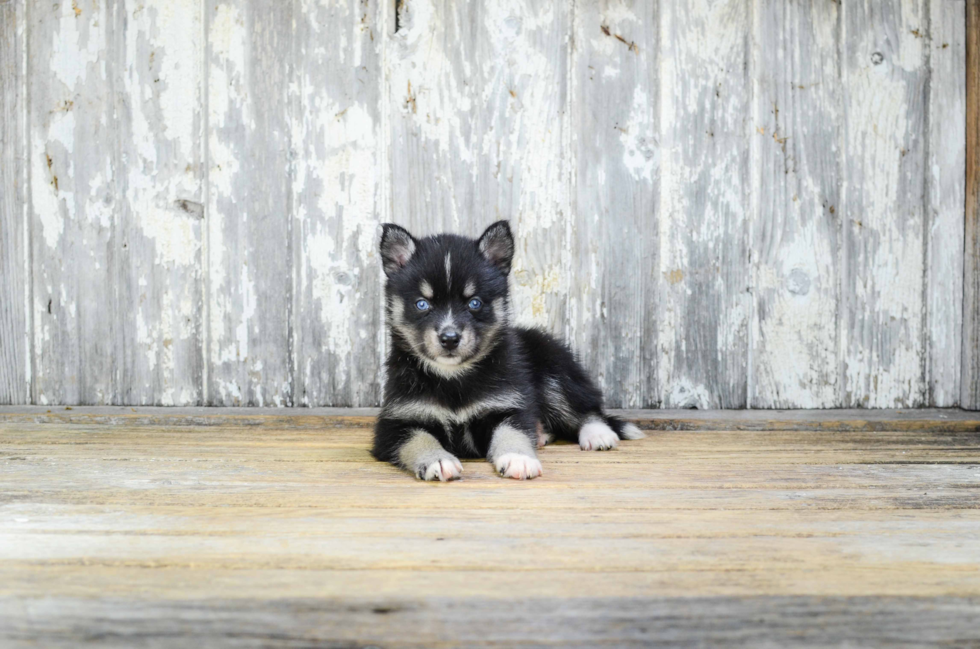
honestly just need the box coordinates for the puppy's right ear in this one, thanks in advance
[380,224,417,278]
[477,220,514,275]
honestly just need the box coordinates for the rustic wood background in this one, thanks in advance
[0,0,974,409]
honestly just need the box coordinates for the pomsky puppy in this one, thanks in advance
[372,221,645,481]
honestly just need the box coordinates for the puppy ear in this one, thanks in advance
[477,220,514,275]
[379,224,417,277]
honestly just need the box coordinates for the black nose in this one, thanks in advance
[439,331,461,350]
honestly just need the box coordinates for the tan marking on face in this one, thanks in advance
[491,297,509,324]
[420,280,434,299]
[463,281,476,298]
[445,253,452,289]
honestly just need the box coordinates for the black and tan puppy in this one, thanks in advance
[372,221,644,481]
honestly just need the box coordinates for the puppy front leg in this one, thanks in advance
[488,419,542,480]
[398,429,463,481]
[374,419,462,482]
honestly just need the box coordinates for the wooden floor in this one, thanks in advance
[2,407,980,647]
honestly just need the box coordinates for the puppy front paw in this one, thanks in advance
[579,420,619,451]
[417,455,463,482]
[493,453,543,480]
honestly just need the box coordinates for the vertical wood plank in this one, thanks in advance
[116,0,205,405]
[206,0,293,406]
[387,0,570,336]
[926,0,966,406]
[841,0,929,408]
[291,0,384,407]
[569,0,659,408]
[750,0,841,408]
[0,0,29,404]
[965,0,980,410]
[29,0,117,405]
[658,0,751,408]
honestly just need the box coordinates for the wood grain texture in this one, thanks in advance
[0,0,972,408]
[291,0,384,407]
[0,0,29,404]
[206,0,293,406]
[965,0,980,410]
[1,596,978,648]
[569,0,659,408]
[116,0,205,405]
[1,413,979,645]
[841,0,930,408]
[926,0,966,407]
[387,0,570,336]
[750,0,841,408]
[658,0,751,408]
[29,0,117,405]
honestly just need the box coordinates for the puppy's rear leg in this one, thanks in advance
[488,419,542,480]
[578,415,620,450]
[398,429,463,481]
[578,414,646,450]
[535,421,553,449]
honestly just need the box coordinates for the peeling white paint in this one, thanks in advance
[292,0,384,406]
[9,0,967,409]
[49,2,104,89]
[138,205,200,267]
[620,86,658,182]
[843,18,927,407]
[32,144,64,249]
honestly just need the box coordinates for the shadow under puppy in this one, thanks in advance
[372,221,644,481]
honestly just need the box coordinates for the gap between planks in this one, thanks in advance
[1,406,979,432]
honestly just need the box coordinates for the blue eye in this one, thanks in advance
[468,298,483,310]
[415,299,430,311]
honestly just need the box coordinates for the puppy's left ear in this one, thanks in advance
[380,223,417,278]
[477,220,514,275]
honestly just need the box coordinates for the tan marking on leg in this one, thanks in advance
[488,421,542,480]
[398,429,462,481]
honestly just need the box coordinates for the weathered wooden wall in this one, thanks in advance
[0,0,971,408]
[965,0,980,410]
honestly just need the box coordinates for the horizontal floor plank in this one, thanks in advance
[2,411,980,644]
[1,596,979,648]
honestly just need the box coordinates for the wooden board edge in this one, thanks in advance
[2,407,979,432]
[965,0,980,409]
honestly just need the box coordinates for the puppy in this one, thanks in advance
[372,221,644,481]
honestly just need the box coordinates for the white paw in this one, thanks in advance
[579,420,619,451]
[620,422,646,440]
[493,453,543,480]
[419,456,463,482]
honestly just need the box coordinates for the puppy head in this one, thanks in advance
[380,221,514,376]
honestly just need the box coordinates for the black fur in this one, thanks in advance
[372,221,635,478]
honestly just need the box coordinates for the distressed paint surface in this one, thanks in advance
[570,0,659,408]
[750,0,841,408]
[841,0,929,408]
[387,0,570,335]
[117,0,205,405]
[291,0,384,407]
[926,0,966,407]
[29,0,117,405]
[964,0,980,410]
[206,0,293,406]
[0,0,29,404]
[0,0,971,408]
[658,0,751,408]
